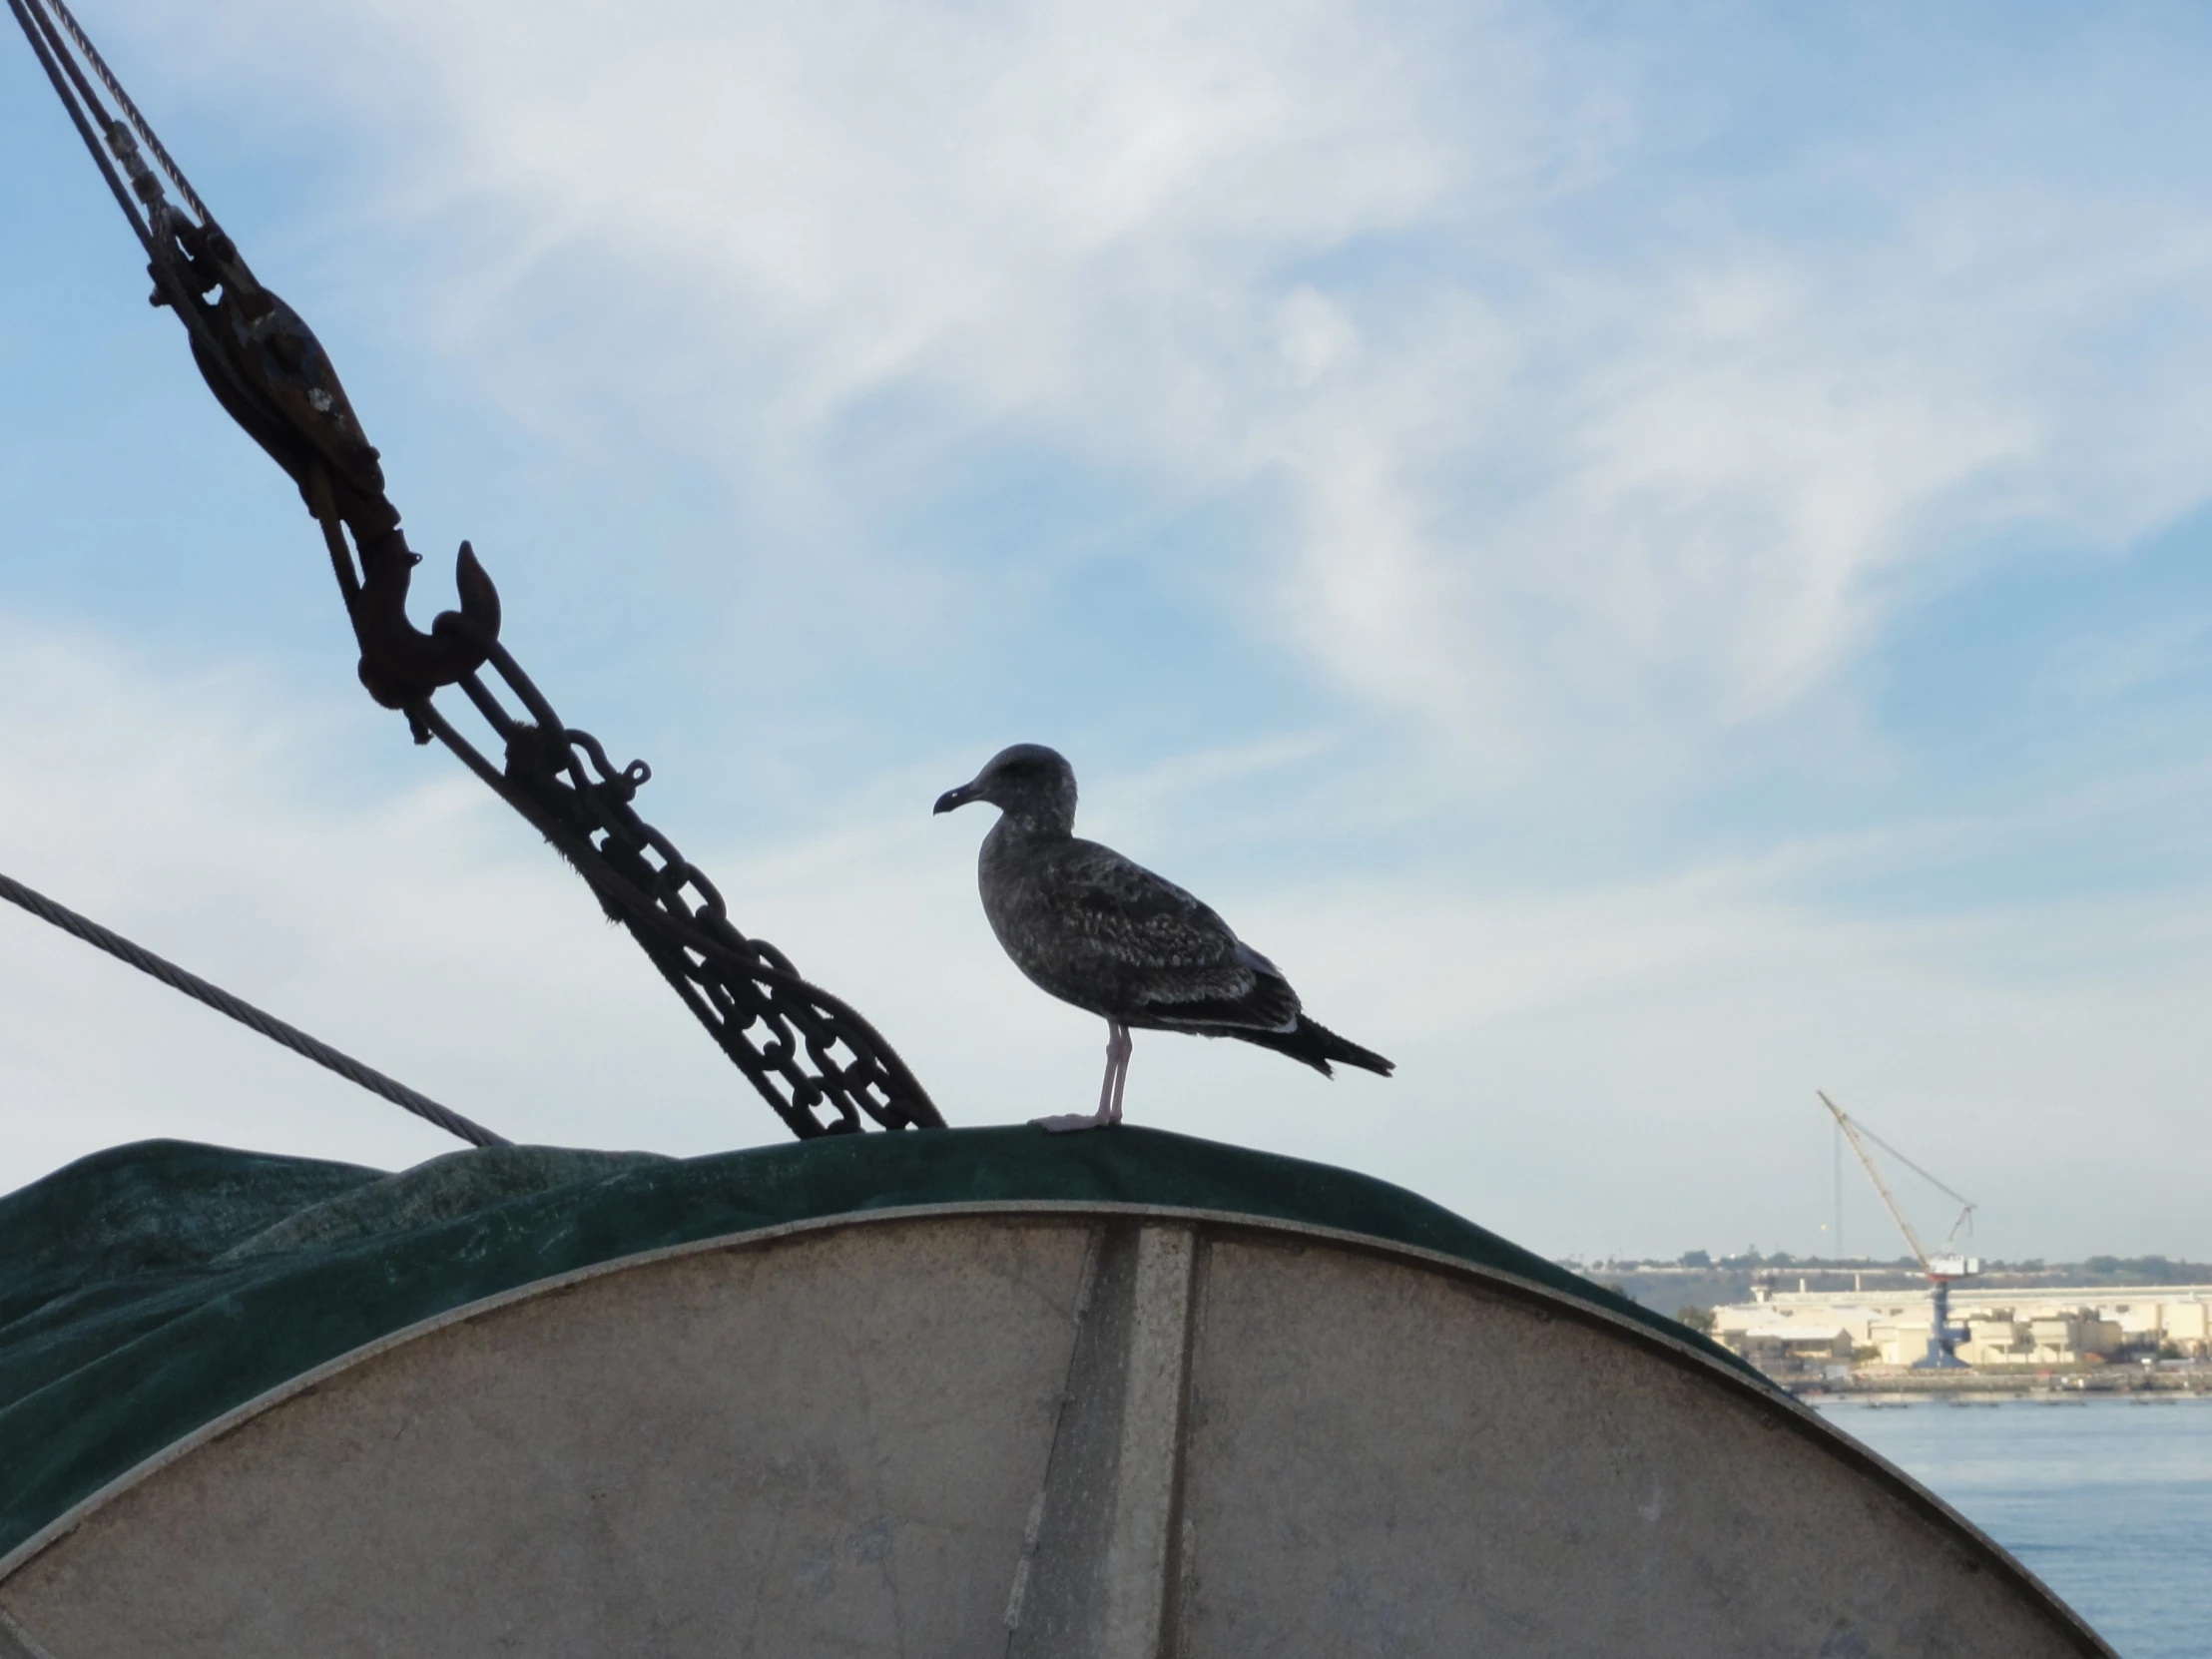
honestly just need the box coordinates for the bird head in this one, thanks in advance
[933,744,1078,834]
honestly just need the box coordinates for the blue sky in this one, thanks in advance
[3,0,2210,1262]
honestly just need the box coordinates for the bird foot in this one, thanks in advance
[1031,1111,1115,1134]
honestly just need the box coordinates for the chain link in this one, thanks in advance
[410,637,943,1137]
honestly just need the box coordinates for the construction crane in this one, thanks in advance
[1818,1091,1979,1370]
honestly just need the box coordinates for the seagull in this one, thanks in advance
[933,744,1393,1132]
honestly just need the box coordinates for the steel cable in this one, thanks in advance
[37,0,209,223]
[4,0,151,253]
[0,868,508,1149]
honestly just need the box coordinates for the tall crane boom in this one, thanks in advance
[1817,1091,1979,1370]
[1819,1091,1931,1269]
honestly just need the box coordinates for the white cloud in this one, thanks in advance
[115,0,2212,780]
[4,618,2209,1257]
[0,619,773,1185]
[611,750,2212,1262]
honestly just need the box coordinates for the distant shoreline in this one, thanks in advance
[1795,1369,2212,1400]
[1573,1255,2212,1316]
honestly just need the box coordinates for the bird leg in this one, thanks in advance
[1106,1021,1131,1124]
[1032,1020,1132,1134]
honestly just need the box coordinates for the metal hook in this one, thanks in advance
[307,468,502,713]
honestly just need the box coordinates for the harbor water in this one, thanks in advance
[1814,1395,2212,1659]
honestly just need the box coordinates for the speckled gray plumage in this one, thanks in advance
[935,745,1391,1080]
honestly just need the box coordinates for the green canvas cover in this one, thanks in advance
[0,1126,1758,1563]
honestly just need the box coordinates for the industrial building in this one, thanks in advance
[1712,1284,2212,1373]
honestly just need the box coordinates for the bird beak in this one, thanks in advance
[932,782,979,816]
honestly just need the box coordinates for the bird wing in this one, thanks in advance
[1037,840,1303,1032]
[1138,942,1304,1034]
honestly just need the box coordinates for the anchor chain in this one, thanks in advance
[9,0,943,1137]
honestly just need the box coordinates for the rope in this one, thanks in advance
[0,868,508,1149]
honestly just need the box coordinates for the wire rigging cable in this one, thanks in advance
[0,868,509,1150]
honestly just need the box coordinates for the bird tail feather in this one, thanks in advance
[1227,1016,1393,1079]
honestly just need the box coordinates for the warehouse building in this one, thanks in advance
[1711,1285,2212,1371]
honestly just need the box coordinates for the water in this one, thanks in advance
[1813,1395,2212,1659]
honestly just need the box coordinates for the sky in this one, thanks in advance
[2,1,2210,1264]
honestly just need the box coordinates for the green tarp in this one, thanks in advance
[0,1126,1758,1563]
